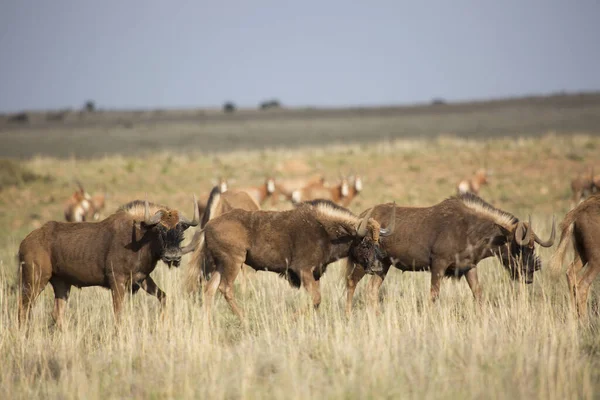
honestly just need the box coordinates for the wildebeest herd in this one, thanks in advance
[15,166,600,328]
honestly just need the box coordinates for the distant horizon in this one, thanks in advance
[3,89,599,115]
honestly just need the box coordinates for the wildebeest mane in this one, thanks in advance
[119,199,170,220]
[300,198,361,228]
[457,192,518,230]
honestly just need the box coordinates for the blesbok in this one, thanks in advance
[291,176,350,205]
[186,199,395,319]
[240,177,279,206]
[457,168,489,195]
[552,193,600,319]
[184,186,260,293]
[345,193,555,315]
[339,175,363,207]
[275,174,326,201]
[64,181,107,222]
[18,197,199,328]
[570,167,597,206]
[63,183,92,222]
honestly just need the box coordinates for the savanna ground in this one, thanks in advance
[1,94,600,399]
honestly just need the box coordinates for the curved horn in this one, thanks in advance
[143,196,163,226]
[514,216,532,246]
[356,208,374,238]
[379,202,396,237]
[179,194,200,227]
[533,216,555,248]
[180,230,203,255]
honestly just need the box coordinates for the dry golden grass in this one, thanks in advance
[1,133,599,399]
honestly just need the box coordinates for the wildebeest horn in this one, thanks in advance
[379,202,396,237]
[533,216,555,248]
[143,196,163,226]
[356,208,374,238]
[514,216,533,246]
[179,194,200,227]
[180,229,203,255]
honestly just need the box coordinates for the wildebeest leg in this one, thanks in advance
[218,260,244,320]
[18,259,51,327]
[430,260,447,303]
[465,268,482,305]
[300,268,321,309]
[139,277,166,310]
[110,278,127,323]
[50,278,71,330]
[345,262,366,316]
[366,264,391,315]
[566,254,584,316]
[203,270,222,320]
[575,261,600,320]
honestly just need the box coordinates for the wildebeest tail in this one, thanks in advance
[550,213,576,272]
[185,230,207,294]
[201,186,221,228]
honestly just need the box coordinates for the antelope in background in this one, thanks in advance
[239,177,279,207]
[457,168,489,196]
[64,181,107,222]
[291,175,350,205]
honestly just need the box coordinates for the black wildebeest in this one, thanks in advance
[345,193,555,314]
[552,193,600,319]
[187,199,395,319]
[18,197,199,328]
[183,185,261,293]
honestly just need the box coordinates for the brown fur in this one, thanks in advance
[197,178,229,219]
[570,167,598,206]
[457,169,488,195]
[339,175,363,207]
[185,187,260,293]
[345,193,555,315]
[275,175,326,200]
[239,177,279,207]
[18,198,198,328]
[291,177,350,205]
[63,182,107,222]
[188,199,393,320]
[551,194,600,319]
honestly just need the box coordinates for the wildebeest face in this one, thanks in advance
[155,222,191,268]
[349,237,380,272]
[141,198,199,267]
[497,240,540,284]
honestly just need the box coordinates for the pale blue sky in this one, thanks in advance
[1,0,599,112]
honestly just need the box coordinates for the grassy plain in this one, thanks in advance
[0,96,600,399]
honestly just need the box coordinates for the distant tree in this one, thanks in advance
[84,100,96,112]
[259,99,282,110]
[431,98,446,106]
[7,112,29,123]
[223,101,236,113]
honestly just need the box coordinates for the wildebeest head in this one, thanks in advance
[140,196,200,267]
[349,204,396,271]
[496,217,555,284]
